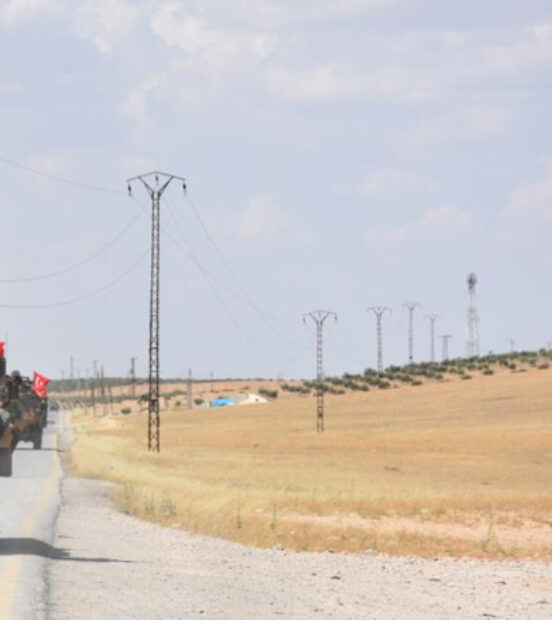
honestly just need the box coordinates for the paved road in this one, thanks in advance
[0,410,64,620]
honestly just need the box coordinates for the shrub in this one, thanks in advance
[259,388,278,399]
[482,369,494,375]
[538,363,550,370]
[194,398,204,406]
[121,407,132,415]
[460,374,472,380]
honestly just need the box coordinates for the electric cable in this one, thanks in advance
[0,251,147,309]
[181,193,304,334]
[0,209,143,283]
[0,154,124,195]
[164,200,308,362]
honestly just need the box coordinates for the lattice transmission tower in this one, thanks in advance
[403,301,420,364]
[367,307,391,372]
[440,334,452,360]
[303,310,337,433]
[466,273,480,357]
[426,314,438,362]
[127,171,186,452]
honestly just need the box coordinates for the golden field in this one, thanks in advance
[61,367,552,559]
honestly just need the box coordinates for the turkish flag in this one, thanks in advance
[0,342,5,358]
[33,371,50,399]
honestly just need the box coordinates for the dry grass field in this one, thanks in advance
[62,367,552,559]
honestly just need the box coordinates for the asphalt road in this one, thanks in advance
[0,410,63,620]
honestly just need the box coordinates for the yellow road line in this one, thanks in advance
[0,412,65,618]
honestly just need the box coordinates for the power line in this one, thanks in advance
[0,154,124,195]
[181,193,304,337]
[0,209,143,283]
[164,198,307,361]
[0,251,147,309]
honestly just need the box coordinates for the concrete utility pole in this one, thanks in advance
[426,314,438,363]
[129,356,138,397]
[187,368,192,409]
[367,307,391,373]
[403,302,421,364]
[127,171,186,453]
[439,334,452,361]
[69,356,74,384]
[466,273,480,357]
[303,310,337,433]
[508,338,515,353]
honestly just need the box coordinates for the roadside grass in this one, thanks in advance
[64,367,552,559]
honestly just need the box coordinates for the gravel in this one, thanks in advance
[47,477,552,620]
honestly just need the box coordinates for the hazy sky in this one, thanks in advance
[1,0,551,380]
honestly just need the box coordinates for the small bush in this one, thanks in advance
[259,388,278,399]
[538,363,550,370]
[482,369,494,375]
[121,407,132,415]
[460,374,472,380]
[194,398,204,406]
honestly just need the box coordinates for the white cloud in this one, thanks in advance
[73,0,138,54]
[505,159,552,222]
[266,63,358,102]
[365,205,479,249]
[151,3,276,70]
[0,0,59,26]
[122,73,168,120]
[239,195,312,244]
[403,105,511,146]
[344,169,439,200]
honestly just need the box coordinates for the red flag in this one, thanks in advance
[0,342,5,358]
[33,371,50,399]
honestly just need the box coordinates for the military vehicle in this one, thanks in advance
[0,348,49,477]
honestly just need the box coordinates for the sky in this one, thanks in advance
[0,0,551,381]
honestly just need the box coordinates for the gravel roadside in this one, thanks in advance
[47,477,552,620]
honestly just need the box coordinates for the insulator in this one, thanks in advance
[182,182,187,192]
[127,184,132,196]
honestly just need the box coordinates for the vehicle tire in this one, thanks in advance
[32,430,42,450]
[0,448,12,477]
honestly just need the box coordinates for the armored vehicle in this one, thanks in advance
[0,349,49,476]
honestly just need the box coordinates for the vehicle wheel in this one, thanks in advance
[32,430,42,450]
[0,448,12,477]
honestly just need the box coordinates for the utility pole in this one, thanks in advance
[100,364,107,416]
[210,371,214,393]
[69,356,74,388]
[403,302,420,364]
[439,334,452,361]
[303,310,337,433]
[508,338,515,353]
[466,273,480,357]
[129,356,138,398]
[127,171,186,452]
[426,314,438,363]
[367,307,391,373]
[187,368,193,409]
